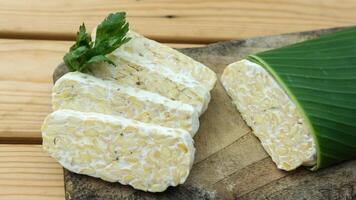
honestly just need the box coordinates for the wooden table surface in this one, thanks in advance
[1,1,355,199]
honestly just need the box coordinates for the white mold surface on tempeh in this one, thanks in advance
[117,31,217,91]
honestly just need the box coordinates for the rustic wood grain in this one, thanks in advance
[0,39,200,143]
[57,27,356,199]
[0,144,64,200]
[0,39,68,143]
[0,0,356,43]
[238,161,356,200]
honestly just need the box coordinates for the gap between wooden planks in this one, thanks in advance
[0,145,64,200]
[0,38,203,144]
[0,0,356,43]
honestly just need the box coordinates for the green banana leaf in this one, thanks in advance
[247,27,356,170]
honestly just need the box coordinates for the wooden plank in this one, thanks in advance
[0,144,64,200]
[0,39,201,143]
[0,0,355,43]
[0,40,68,143]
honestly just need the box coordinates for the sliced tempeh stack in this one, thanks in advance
[42,109,195,192]
[43,26,217,192]
[53,72,199,136]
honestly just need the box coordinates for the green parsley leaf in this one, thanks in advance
[63,12,130,72]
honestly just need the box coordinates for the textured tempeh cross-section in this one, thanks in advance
[221,59,316,171]
[42,109,195,192]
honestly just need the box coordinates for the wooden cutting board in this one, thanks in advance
[53,27,356,200]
